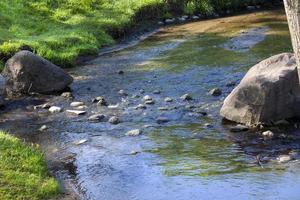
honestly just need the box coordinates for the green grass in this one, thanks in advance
[0,131,60,200]
[0,0,164,67]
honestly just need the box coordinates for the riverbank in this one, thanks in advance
[0,131,59,200]
[0,0,283,70]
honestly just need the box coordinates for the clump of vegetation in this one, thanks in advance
[0,0,282,67]
[0,131,60,200]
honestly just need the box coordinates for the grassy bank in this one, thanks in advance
[0,0,282,69]
[0,131,59,200]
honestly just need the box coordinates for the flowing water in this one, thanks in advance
[1,10,300,200]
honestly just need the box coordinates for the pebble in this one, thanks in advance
[164,97,173,102]
[192,15,200,20]
[88,114,105,122]
[108,104,119,109]
[262,130,274,138]
[145,100,155,105]
[209,88,222,96]
[74,139,88,145]
[180,94,193,101]
[97,99,108,106]
[70,102,85,107]
[61,92,73,98]
[277,155,294,163]
[76,105,88,110]
[66,110,86,115]
[156,117,170,124]
[131,94,140,98]
[135,104,146,110]
[38,125,48,132]
[49,106,62,113]
[158,21,164,25]
[158,107,169,111]
[34,103,51,110]
[230,124,249,132]
[140,89,145,94]
[143,95,152,101]
[204,123,213,128]
[126,129,142,136]
[118,90,127,96]
[117,70,124,75]
[109,116,120,125]
[153,90,161,94]
[129,150,140,155]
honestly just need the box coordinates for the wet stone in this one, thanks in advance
[143,95,152,101]
[164,97,173,102]
[145,100,155,105]
[140,89,145,94]
[38,125,48,132]
[88,114,105,122]
[76,105,88,110]
[180,94,193,101]
[70,102,85,107]
[153,90,161,94]
[156,117,170,124]
[61,92,73,98]
[126,129,142,136]
[118,90,127,96]
[34,103,51,110]
[117,70,124,75]
[277,155,294,163]
[66,110,86,115]
[49,106,62,113]
[230,124,249,132]
[135,104,146,110]
[109,116,120,125]
[262,130,274,138]
[209,88,222,96]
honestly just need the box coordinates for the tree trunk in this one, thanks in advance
[284,0,300,80]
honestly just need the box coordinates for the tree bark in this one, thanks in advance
[284,0,300,80]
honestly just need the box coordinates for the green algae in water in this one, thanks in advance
[147,125,280,177]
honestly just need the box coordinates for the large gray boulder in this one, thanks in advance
[220,53,300,125]
[2,51,73,96]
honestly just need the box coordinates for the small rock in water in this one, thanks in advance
[61,92,73,98]
[140,89,145,94]
[126,129,142,136]
[277,155,294,163]
[135,104,146,110]
[158,107,169,111]
[66,110,86,115]
[157,117,169,124]
[192,15,200,20]
[153,90,161,94]
[230,124,249,132]
[74,139,88,145]
[49,106,62,113]
[109,116,120,125]
[204,123,213,128]
[108,104,119,109]
[34,103,51,110]
[76,105,88,110]
[164,97,173,102]
[262,130,274,138]
[70,102,85,107]
[38,125,48,132]
[158,21,164,25]
[209,88,222,96]
[145,100,155,105]
[117,70,124,75]
[88,114,105,122]
[226,81,236,87]
[180,94,193,101]
[118,89,127,96]
[129,150,140,155]
[143,95,152,101]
